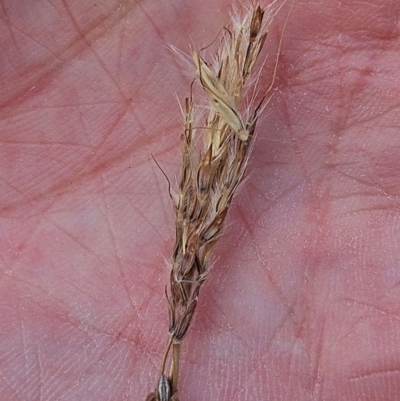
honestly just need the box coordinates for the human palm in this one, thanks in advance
[1,1,400,400]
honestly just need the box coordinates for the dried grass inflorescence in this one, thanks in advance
[146,3,282,400]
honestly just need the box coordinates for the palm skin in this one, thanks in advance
[1,1,400,400]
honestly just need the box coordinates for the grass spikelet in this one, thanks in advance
[145,3,284,400]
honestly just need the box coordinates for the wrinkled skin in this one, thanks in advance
[1,1,400,400]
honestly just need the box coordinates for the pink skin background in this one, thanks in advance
[1,0,400,400]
